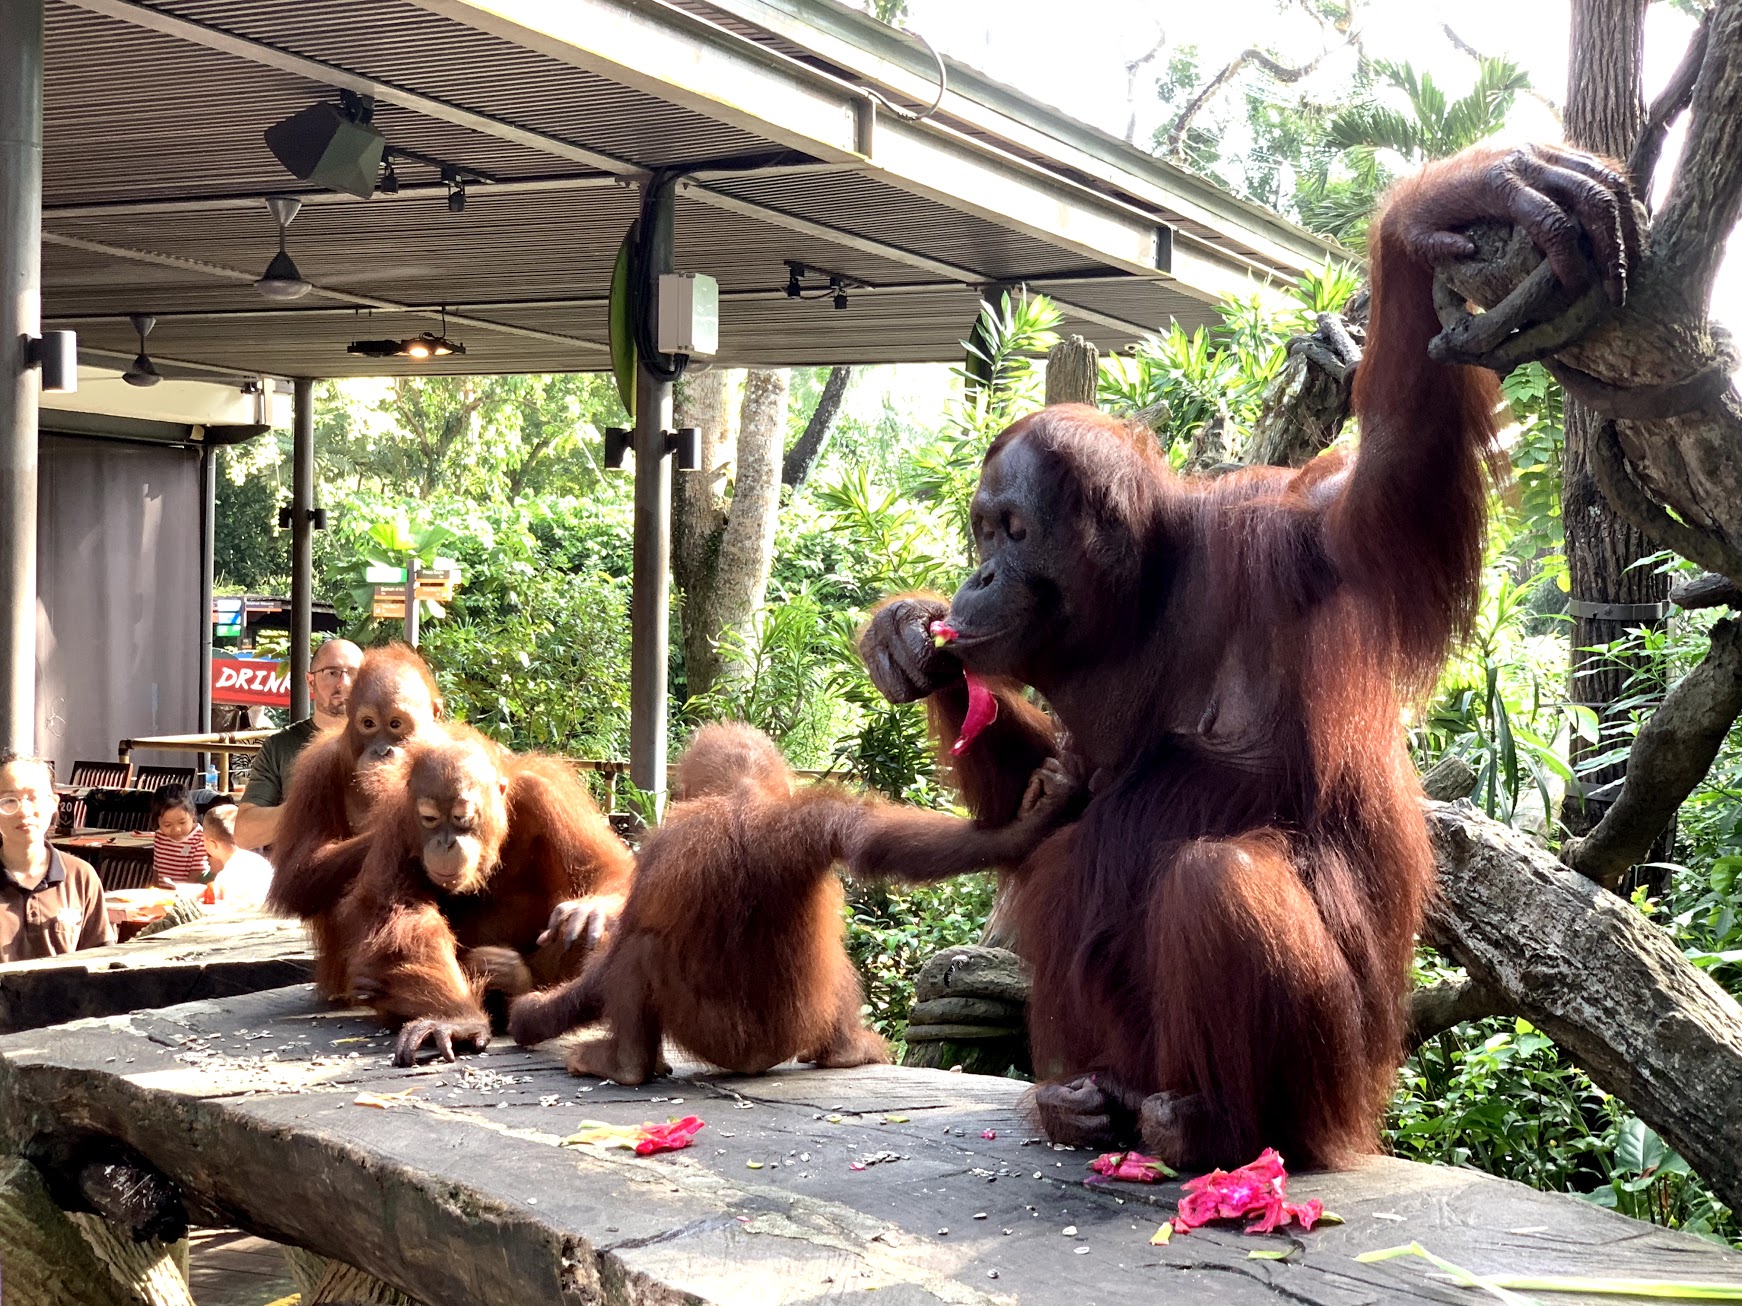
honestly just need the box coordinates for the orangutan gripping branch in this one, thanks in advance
[336,728,632,1066]
[265,644,445,996]
[508,722,1078,1084]
[857,144,1639,1170]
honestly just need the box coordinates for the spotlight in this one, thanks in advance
[255,196,313,301]
[784,261,804,298]
[122,314,161,387]
[263,96,385,199]
[379,158,400,194]
[831,277,849,311]
[444,166,466,213]
[346,308,465,362]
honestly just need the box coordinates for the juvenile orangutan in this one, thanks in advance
[338,728,633,1066]
[507,722,1078,1084]
[266,643,444,996]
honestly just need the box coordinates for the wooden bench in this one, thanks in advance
[2,984,1740,1304]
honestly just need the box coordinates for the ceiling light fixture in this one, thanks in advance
[255,196,313,301]
[443,165,467,213]
[122,314,161,387]
[831,277,849,311]
[784,261,804,298]
[347,307,466,362]
[379,157,400,194]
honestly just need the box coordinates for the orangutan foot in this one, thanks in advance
[1137,1091,1226,1170]
[1026,1073,1144,1149]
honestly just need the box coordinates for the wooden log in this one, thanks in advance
[284,1245,421,1303]
[1428,800,1742,1213]
[65,1211,193,1306]
[0,1155,190,1306]
[1043,335,1099,407]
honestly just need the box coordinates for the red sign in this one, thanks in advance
[212,655,291,707]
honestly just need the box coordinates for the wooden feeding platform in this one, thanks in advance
[0,908,312,1035]
[4,986,1741,1304]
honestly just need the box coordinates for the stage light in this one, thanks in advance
[831,277,849,311]
[784,261,804,298]
[379,158,400,194]
[264,96,385,199]
[255,197,313,301]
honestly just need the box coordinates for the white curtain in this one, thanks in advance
[35,435,203,777]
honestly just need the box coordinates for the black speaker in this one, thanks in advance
[265,103,386,199]
[604,426,632,471]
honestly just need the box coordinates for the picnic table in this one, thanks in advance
[2,983,1739,1305]
[0,908,311,1034]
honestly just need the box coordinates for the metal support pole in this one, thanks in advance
[197,443,215,768]
[403,558,419,648]
[628,180,674,801]
[0,0,43,753]
[289,379,314,721]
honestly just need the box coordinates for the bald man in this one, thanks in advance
[235,638,363,850]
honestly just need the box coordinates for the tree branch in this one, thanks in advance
[1406,977,1508,1049]
[1437,221,1742,585]
[1441,24,1561,120]
[1166,46,1338,158]
[1428,800,1742,1214]
[1653,0,1742,300]
[1672,572,1742,610]
[1561,617,1742,889]
[1628,8,1710,196]
[781,366,852,489]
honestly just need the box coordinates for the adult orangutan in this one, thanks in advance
[266,643,445,996]
[508,721,1076,1083]
[858,144,1638,1170]
[338,729,633,1066]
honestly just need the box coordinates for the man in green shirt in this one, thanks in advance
[235,638,363,850]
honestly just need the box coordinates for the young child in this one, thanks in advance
[150,784,209,888]
[200,801,273,905]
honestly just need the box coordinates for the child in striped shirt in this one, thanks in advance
[150,784,209,888]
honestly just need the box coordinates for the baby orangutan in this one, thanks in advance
[508,722,1078,1083]
[337,728,632,1066]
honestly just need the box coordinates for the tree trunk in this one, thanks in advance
[1043,336,1099,407]
[1428,801,1742,1215]
[686,368,788,697]
[782,366,852,488]
[672,368,734,698]
[1561,0,1670,857]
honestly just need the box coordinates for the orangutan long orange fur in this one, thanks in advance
[265,644,443,997]
[336,728,633,1065]
[507,722,1077,1083]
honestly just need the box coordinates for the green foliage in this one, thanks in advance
[213,438,290,594]
[1099,262,1359,458]
[1389,1007,1736,1242]
[845,876,997,1043]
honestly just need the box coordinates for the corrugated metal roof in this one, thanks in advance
[38,0,1329,381]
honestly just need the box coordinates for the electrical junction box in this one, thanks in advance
[657,272,719,356]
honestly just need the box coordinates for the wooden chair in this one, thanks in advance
[67,759,132,788]
[94,847,157,891]
[131,766,198,792]
[81,790,153,832]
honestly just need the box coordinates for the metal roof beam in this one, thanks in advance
[60,0,645,177]
[421,0,1171,277]
[682,184,1153,337]
[42,231,609,353]
[43,174,627,221]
